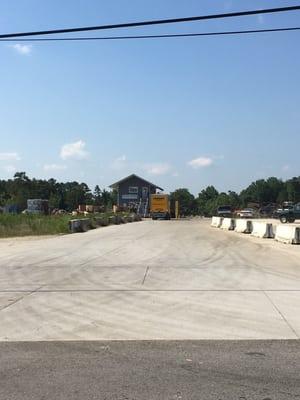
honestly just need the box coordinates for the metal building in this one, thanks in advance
[109,174,163,216]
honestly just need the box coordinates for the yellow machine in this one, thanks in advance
[150,194,171,220]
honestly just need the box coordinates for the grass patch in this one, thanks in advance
[0,212,127,238]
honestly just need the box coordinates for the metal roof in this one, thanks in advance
[109,174,164,191]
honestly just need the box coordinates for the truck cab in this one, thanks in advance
[278,203,300,223]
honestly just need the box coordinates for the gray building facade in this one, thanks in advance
[109,174,163,216]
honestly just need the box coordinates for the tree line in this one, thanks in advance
[170,176,300,216]
[0,172,299,215]
[0,172,117,212]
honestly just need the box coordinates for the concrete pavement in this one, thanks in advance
[0,219,299,340]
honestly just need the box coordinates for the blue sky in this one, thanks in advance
[0,0,299,195]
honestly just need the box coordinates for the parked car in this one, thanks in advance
[283,201,294,208]
[259,204,276,218]
[276,203,300,223]
[236,208,255,218]
[217,205,233,217]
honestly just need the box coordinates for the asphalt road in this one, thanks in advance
[1,340,299,400]
[0,219,299,340]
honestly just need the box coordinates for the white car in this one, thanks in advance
[236,208,255,218]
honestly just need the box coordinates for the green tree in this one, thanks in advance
[93,185,102,206]
[266,177,284,203]
[63,181,91,210]
[49,193,61,209]
[197,186,219,216]
[170,188,195,216]
[13,172,30,182]
[6,172,32,210]
[101,189,111,210]
[286,177,300,203]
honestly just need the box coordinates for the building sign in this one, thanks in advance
[122,194,138,200]
[128,186,138,194]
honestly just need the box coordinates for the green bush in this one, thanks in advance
[0,211,130,238]
[0,214,71,237]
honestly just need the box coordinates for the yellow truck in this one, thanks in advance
[150,194,170,220]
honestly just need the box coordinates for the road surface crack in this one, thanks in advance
[263,291,299,339]
[142,266,150,285]
[0,286,43,312]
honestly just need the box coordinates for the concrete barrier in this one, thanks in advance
[275,225,300,244]
[108,216,117,225]
[94,217,109,227]
[220,218,235,231]
[70,214,140,233]
[235,219,253,234]
[69,218,91,233]
[251,221,274,238]
[125,215,134,223]
[120,216,126,224]
[115,215,122,225]
[130,213,142,222]
[211,216,223,228]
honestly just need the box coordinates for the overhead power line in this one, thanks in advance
[0,27,299,42]
[0,5,300,39]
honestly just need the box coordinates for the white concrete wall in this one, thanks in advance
[251,221,274,238]
[221,218,235,231]
[275,225,300,244]
[211,216,223,228]
[235,219,253,234]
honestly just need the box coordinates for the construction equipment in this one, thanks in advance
[150,194,170,220]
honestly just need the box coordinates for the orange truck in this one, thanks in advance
[150,194,170,220]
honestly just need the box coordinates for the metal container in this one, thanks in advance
[3,205,18,214]
[27,199,49,214]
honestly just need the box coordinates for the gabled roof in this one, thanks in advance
[109,174,164,191]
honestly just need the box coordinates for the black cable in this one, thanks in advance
[0,5,300,39]
[0,27,299,42]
